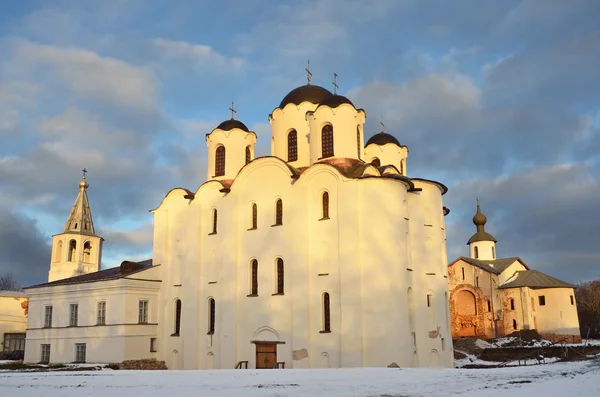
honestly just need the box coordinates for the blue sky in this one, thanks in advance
[1,0,600,286]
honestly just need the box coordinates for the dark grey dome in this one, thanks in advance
[317,94,355,109]
[279,85,333,108]
[216,119,249,132]
[365,132,401,147]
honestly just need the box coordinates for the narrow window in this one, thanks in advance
[475,276,479,288]
[538,295,546,306]
[288,130,298,161]
[211,208,217,234]
[510,298,515,310]
[208,298,215,334]
[245,146,251,164]
[139,300,149,324]
[40,344,51,364]
[441,337,446,351]
[83,241,91,263]
[400,159,404,175]
[97,301,106,325]
[251,203,257,229]
[570,295,574,305]
[356,126,361,159]
[322,293,331,332]
[492,246,496,259]
[427,294,432,307]
[215,146,226,176]
[69,304,78,327]
[321,192,329,219]
[512,319,517,330]
[487,300,491,312]
[474,246,479,259]
[68,240,76,262]
[275,199,283,225]
[321,124,334,158]
[150,338,158,352]
[371,158,380,168]
[75,343,86,363]
[531,297,535,311]
[44,306,53,328]
[276,258,284,294]
[461,267,465,280]
[250,260,258,295]
[174,299,182,336]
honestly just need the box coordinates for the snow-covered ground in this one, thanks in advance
[1,358,599,397]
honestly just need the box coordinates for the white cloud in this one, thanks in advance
[153,38,245,70]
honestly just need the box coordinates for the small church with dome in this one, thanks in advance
[23,73,454,369]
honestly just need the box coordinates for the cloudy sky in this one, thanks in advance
[1,0,599,287]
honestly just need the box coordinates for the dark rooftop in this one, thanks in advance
[499,270,576,290]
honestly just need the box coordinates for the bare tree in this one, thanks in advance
[0,273,21,291]
[576,281,600,338]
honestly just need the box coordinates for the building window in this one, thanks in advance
[68,240,76,261]
[83,241,91,262]
[139,300,149,324]
[208,298,215,334]
[69,304,78,327]
[250,260,258,296]
[475,276,479,288]
[2,333,25,353]
[322,293,331,333]
[510,298,515,310]
[40,344,51,364]
[512,319,517,330]
[538,296,546,306]
[474,246,479,259]
[288,130,298,161]
[487,300,491,312]
[321,124,334,158]
[97,301,106,325]
[276,258,284,294]
[356,126,361,159]
[44,306,53,328]
[209,208,217,234]
[250,203,257,229]
[150,338,157,352]
[461,267,465,280]
[371,158,380,168]
[174,299,181,336]
[427,294,432,307]
[245,146,251,164]
[274,199,283,225]
[570,295,574,305]
[75,343,86,363]
[321,192,329,220]
[215,146,226,176]
[492,246,496,259]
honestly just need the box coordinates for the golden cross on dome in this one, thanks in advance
[332,73,338,94]
[229,101,236,119]
[82,168,88,179]
[305,60,312,85]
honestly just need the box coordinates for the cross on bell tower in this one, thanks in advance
[305,60,312,85]
[228,101,237,119]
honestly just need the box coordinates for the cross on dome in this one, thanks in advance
[305,60,312,85]
[332,73,338,94]
[229,101,237,119]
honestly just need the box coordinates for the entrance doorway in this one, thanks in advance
[255,343,277,369]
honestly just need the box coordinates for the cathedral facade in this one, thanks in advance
[24,81,454,369]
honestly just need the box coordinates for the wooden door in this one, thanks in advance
[256,343,277,369]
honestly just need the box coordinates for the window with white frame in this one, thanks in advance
[69,304,78,327]
[44,306,53,328]
[40,344,51,364]
[75,343,86,363]
[97,301,106,325]
[139,300,149,324]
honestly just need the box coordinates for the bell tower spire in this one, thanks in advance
[466,199,497,260]
[48,171,103,282]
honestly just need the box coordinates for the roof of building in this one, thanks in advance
[215,119,249,132]
[61,174,97,236]
[450,256,525,275]
[316,94,355,109]
[467,204,497,244]
[467,231,498,244]
[365,132,402,147]
[279,84,333,108]
[0,290,27,297]
[499,270,576,290]
[24,259,154,289]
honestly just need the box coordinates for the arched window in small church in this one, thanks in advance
[174,299,181,336]
[371,158,380,168]
[211,208,218,234]
[356,126,361,159]
[83,241,91,263]
[322,292,331,333]
[245,146,251,164]
[250,259,258,295]
[321,124,334,158]
[276,258,284,294]
[474,246,479,259]
[68,240,76,262]
[215,146,226,176]
[275,199,283,225]
[208,298,215,334]
[288,130,298,162]
[321,191,329,220]
[55,241,62,262]
[251,203,257,229]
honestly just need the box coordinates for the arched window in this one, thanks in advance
[321,125,334,158]
[512,319,517,330]
[321,192,329,219]
[174,299,182,336]
[371,158,380,168]
[356,126,361,159]
[250,260,258,295]
[474,246,479,259]
[215,146,226,176]
[274,199,283,225]
[251,203,257,229]
[456,290,477,316]
[208,298,215,334]
[492,246,496,259]
[211,208,218,234]
[55,241,62,262]
[288,130,298,162]
[245,146,251,164]
[276,258,284,294]
[322,292,331,332]
[68,240,76,262]
[510,298,515,310]
[83,242,91,263]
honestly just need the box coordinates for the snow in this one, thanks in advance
[1,358,599,397]
[474,339,493,349]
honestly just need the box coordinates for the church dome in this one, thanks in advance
[279,85,333,108]
[365,132,401,147]
[215,119,249,132]
[473,205,487,226]
[316,94,355,110]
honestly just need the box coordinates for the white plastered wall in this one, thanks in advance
[206,128,257,181]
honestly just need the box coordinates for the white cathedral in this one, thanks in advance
[23,79,454,369]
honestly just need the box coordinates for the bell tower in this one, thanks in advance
[48,170,103,282]
[466,201,497,260]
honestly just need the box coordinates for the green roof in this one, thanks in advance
[499,270,575,290]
